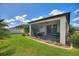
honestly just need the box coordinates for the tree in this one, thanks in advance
[24,24,29,35]
[0,19,10,39]
[70,25,75,35]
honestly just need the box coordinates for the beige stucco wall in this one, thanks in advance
[60,16,66,45]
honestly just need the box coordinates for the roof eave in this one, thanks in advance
[29,12,70,24]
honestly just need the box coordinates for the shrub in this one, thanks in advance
[0,29,10,39]
[70,25,75,35]
[22,33,25,36]
[72,32,79,48]
[24,24,29,35]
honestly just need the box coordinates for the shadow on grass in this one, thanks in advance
[0,48,16,56]
[0,44,16,56]
[0,36,11,40]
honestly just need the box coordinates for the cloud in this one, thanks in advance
[49,9,65,15]
[15,16,24,20]
[31,16,43,21]
[11,14,30,23]
[5,22,16,28]
[4,20,17,29]
[73,9,79,13]
[31,9,64,21]
[72,17,79,21]
[15,14,27,20]
[16,16,30,23]
[73,23,79,27]
[4,14,30,28]
[22,14,27,17]
[8,21,16,26]
[3,19,15,23]
[9,22,15,25]
[15,14,30,23]
[22,19,30,23]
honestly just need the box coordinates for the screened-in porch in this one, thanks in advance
[29,13,70,45]
[30,20,60,42]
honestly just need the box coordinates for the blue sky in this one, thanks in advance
[0,3,79,28]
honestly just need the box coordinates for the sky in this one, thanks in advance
[0,3,79,28]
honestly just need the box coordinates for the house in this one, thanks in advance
[8,25,24,33]
[75,27,79,32]
[28,13,70,45]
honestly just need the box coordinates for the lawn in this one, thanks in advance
[0,34,79,56]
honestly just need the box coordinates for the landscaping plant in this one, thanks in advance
[72,32,79,48]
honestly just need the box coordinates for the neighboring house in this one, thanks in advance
[8,25,24,33]
[75,30,79,32]
[28,13,70,45]
[75,27,79,32]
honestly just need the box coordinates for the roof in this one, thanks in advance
[29,13,70,24]
[0,19,8,26]
[8,24,25,29]
[0,19,4,22]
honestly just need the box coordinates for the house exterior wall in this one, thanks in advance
[29,24,32,36]
[60,16,66,45]
[8,28,24,33]
[29,15,69,45]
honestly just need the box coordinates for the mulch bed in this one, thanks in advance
[28,36,72,49]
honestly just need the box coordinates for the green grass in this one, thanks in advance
[0,34,79,56]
